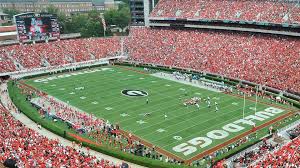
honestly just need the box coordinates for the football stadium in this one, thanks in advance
[0,0,300,168]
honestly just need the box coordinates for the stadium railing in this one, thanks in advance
[149,17,300,29]
[0,33,82,47]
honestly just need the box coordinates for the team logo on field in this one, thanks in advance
[121,90,148,97]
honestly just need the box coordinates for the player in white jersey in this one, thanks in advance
[207,101,211,108]
[215,106,219,112]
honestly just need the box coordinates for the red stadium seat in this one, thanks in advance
[125,27,300,94]
[151,0,300,25]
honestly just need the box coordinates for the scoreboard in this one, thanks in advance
[14,13,60,41]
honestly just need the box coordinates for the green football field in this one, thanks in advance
[24,65,294,160]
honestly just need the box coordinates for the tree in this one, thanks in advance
[117,5,130,28]
[65,14,88,33]
[80,19,104,38]
[2,8,20,19]
[104,4,130,29]
[87,10,101,22]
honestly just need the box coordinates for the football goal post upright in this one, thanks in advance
[243,93,246,119]
[254,86,258,115]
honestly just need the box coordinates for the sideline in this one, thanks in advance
[151,72,222,92]
[0,82,146,168]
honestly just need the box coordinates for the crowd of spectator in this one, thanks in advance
[0,37,121,73]
[35,96,105,133]
[0,49,16,73]
[288,124,300,139]
[232,140,279,167]
[151,0,300,25]
[254,137,300,168]
[0,103,121,167]
[192,135,257,167]
[125,27,300,94]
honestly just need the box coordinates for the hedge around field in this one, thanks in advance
[8,81,189,168]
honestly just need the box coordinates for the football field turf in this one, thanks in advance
[24,65,294,161]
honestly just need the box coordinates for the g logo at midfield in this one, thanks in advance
[122,90,148,97]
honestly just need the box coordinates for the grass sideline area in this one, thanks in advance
[8,65,299,167]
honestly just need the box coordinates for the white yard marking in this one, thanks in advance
[118,72,122,73]
[212,97,220,100]
[136,120,147,125]
[105,107,113,110]
[91,101,98,104]
[43,82,48,84]
[179,88,186,91]
[195,92,202,95]
[232,102,238,106]
[101,68,112,71]
[75,87,84,90]
[69,92,75,95]
[80,96,86,100]
[249,107,257,111]
[120,113,129,117]
[173,136,182,141]
[128,75,134,77]
[165,84,171,87]
[139,77,145,80]
[59,88,65,90]
[151,81,157,83]
[50,84,56,87]
[156,128,167,133]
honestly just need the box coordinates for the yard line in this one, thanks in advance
[38,67,226,126]
[139,97,257,139]
[161,105,284,149]
[119,90,231,129]
[129,91,243,132]
[29,67,261,139]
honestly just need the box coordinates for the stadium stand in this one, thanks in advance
[0,101,121,167]
[287,124,300,139]
[255,137,300,168]
[0,1,299,165]
[0,49,16,73]
[231,136,300,167]
[232,140,279,167]
[0,37,121,73]
[150,0,300,25]
[125,27,300,94]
